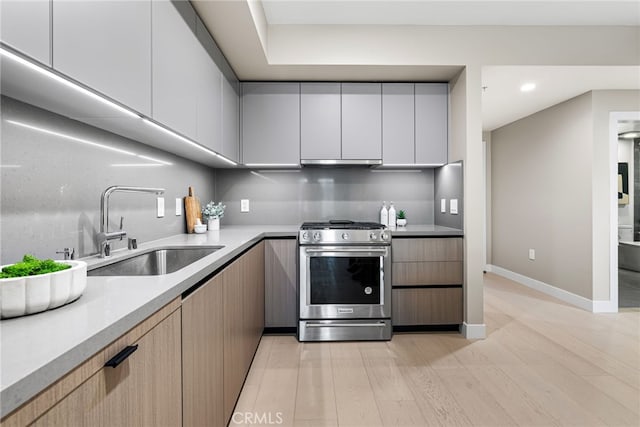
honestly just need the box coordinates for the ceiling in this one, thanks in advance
[192,0,640,131]
[261,0,640,26]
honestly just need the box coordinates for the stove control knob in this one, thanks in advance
[313,232,321,241]
[369,232,378,240]
[302,231,309,240]
[380,232,389,241]
[342,233,350,240]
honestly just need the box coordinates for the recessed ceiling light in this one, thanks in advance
[520,83,536,92]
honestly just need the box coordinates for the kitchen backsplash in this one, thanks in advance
[434,161,464,230]
[214,168,436,225]
[0,96,216,264]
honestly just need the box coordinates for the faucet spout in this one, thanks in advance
[98,185,165,257]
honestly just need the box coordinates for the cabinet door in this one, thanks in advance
[0,0,51,65]
[33,309,182,426]
[392,288,462,325]
[152,0,198,140]
[341,83,382,160]
[300,82,341,160]
[382,83,415,165]
[182,275,224,427]
[222,75,240,162]
[265,239,297,328]
[242,82,300,165]
[52,0,151,116]
[195,17,222,153]
[415,83,448,165]
[244,242,265,361]
[223,259,244,423]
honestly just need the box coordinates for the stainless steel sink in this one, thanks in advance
[87,246,223,276]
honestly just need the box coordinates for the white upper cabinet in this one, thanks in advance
[415,83,448,165]
[382,83,415,165]
[241,82,300,165]
[221,76,240,162]
[341,83,382,160]
[1,0,51,65]
[300,83,341,160]
[52,0,152,116]
[152,0,198,140]
[195,16,222,153]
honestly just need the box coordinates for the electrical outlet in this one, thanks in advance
[175,198,182,216]
[157,197,165,217]
[450,199,458,214]
[441,198,446,213]
[529,249,535,260]
[241,199,250,212]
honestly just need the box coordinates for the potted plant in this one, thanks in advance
[0,254,87,319]
[202,201,226,230]
[397,210,407,227]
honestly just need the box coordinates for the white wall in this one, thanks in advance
[491,92,594,299]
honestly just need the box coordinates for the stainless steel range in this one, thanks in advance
[298,220,392,342]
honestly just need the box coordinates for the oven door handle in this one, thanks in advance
[304,248,388,255]
[305,322,388,328]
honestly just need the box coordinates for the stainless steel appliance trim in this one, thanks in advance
[298,319,392,341]
[300,159,382,166]
[299,245,392,320]
[306,322,388,328]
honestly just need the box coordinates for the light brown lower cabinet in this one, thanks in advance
[392,287,463,325]
[264,239,297,328]
[1,299,183,427]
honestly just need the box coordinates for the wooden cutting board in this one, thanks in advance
[184,186,202,234]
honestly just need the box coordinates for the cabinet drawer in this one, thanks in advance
[392,238,462,262]
[393,261,463,286]
[392,288,462,325]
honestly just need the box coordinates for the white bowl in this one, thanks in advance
[0,260,87,319]
[194,224,207,234]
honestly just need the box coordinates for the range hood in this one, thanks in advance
[301,159,382,167]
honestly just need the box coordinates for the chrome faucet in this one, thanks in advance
[98,186,165,257]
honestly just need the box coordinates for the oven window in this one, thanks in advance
[309,257,381,305]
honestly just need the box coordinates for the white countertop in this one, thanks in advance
[0,224,462,418]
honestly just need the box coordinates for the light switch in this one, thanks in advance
[175,198,182,216]
[156,197,165,217]
[529,249,536,260]
[450,199,458,215]
[441,199,446,213]
[241,199,250,213]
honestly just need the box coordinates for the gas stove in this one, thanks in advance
[299,220,390,246]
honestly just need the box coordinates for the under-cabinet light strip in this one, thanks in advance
[381,163,446,167]
[244,163,299,168]
[0,47,140,119]
[142,119,237,166]
[5,120,138,156]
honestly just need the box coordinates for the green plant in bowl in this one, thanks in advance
[0,255,71,279]
[396,210,407,227]
[397,210,406,220]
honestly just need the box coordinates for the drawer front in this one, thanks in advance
[392,238,462,262]
[392,288,462,325]
[392,261,463,286]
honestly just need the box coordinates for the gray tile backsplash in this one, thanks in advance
[434,161,464,230]
[214,168,435,225]
[1,96,216,264]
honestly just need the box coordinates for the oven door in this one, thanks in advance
[299,245,391,319]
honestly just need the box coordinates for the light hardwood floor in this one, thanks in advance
[231,273,640,426]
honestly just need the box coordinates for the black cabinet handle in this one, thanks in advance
[104,345,138,368]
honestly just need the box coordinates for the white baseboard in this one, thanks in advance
[461,322,486,339]
[488,265,616,313]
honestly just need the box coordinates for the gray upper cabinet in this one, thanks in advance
[241,82,300,165]
[152,0,198,140]
[1,0,51,66]
[300,83,341,160]
[195,17,222,153]
[221,76,240,162]
[415,83,448,165]
[52,0,151,116]
[341,83,382,160]
[382,83,415,165]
